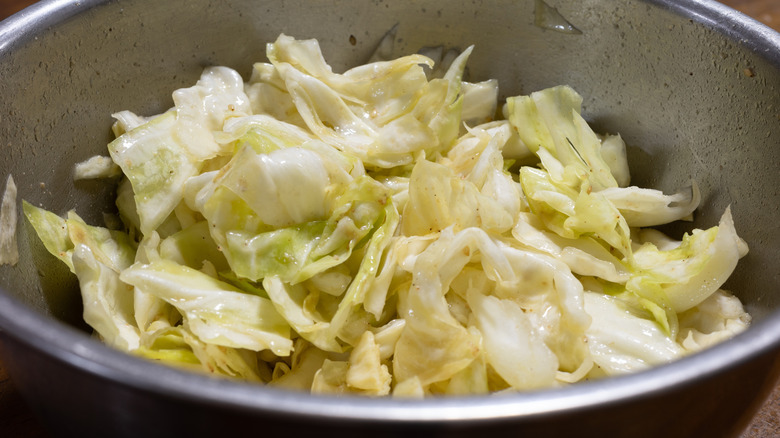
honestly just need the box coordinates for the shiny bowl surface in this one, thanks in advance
[1,1,779,437]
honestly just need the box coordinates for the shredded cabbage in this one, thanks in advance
[22,34,750,396]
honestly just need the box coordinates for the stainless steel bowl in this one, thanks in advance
[1,1,779,437]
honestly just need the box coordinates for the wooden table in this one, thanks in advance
[0,1,779,437]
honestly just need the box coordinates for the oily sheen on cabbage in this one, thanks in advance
[23,34,750,397]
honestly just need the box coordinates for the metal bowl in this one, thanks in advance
[1,0,779,436]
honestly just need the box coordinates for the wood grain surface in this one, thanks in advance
[724,0,780,30]
[0,0,34,19]
[0,1,778,437]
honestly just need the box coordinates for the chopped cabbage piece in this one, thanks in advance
[120,260,293,356]
[0,175,18,266]
[73,156,122,180]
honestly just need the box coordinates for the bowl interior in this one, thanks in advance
[2,0,779,321]
[0,0,779,416]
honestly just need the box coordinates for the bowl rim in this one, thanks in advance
[647,0,780,64]
[1,0,780,424]
[2,289,780,423]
